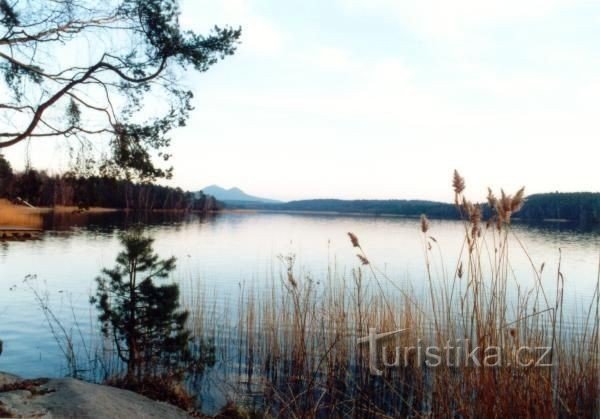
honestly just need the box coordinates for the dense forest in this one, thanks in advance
[0,155,220,211]
[518,192,600,224]
[229,199,458,218]
[227,193,600,224]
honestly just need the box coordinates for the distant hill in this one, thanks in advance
[200,185,282,204]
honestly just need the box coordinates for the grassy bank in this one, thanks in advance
[0,199,42,228]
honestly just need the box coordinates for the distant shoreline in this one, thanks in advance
[224,208,423,218]
[223,208,580,224]
[221,192,600,226]
[28,206,118,214]
[27,207,216,214]
[11,205,587,225]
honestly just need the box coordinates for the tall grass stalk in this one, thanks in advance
[180,174,598,418]
[38,175,598,417]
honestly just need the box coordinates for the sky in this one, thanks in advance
[4,0,600,202]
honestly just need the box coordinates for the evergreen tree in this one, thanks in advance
[0,154,12,196]
[92,228,192,380]
[0,154,11,180]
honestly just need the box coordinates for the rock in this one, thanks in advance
[0,374,193,418]
[0,373,20,386]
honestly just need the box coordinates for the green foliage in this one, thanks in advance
[518,192,600,224]
[91,229,214,380]
[0,0,19,28]
[66,99,81,127]
[1,61,44,101]
[0,153,12,181]
[15,169,42,202]
[0,153,13,204]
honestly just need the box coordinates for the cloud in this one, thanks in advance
[339,0,576,39]
[311,47,358,72]
[243,15,283,55]
[204,55,454,128]
[180,0,284,56]
[12,0,599,199]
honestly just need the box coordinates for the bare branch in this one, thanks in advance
[0,56,167,147]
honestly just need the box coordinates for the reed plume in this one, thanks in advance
[347,232,360,248]
[356,254,369,265]
[487,187,497,208]
[494,187,526,224]
[452,169,466,194]
[420,214,430,233]
[512,186,526,212]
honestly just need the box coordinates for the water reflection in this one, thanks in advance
[0,211,598,380]
[516,218,600,235]
[39,209,220,232]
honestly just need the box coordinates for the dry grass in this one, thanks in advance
[0,199,42,228]
[106,375,197,412]
[50,173,596,417]
[181,172,599,418]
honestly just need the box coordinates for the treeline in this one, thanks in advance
[227,193,600,224]
[227,199,458,218]
[517,192,600,224]
[0,155,220,211]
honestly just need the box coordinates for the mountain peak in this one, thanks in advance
[200,185,281,204]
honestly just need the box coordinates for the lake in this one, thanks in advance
[0,211,598,380]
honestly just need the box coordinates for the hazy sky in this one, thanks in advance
[4,0,600,202]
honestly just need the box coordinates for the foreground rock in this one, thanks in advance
[0,373,192,418]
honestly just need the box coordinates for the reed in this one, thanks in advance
[38,174,597,417]
[181,172,599,418]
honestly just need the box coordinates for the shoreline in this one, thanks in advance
[6,201,584,224]
[222,208,578,224]
[26,207,217,214]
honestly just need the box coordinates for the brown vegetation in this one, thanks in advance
[36,173,597,417]
[181,172,598,418]
[106,376,196,412]
[0,199,42,229]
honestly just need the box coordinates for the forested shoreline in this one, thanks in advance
[227,193,600,224]
[0,155,220,211]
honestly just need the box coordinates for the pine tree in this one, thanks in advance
[0,154,13,197]
[92,228,191,381]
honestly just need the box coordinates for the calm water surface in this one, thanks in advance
[0,211,598,378]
